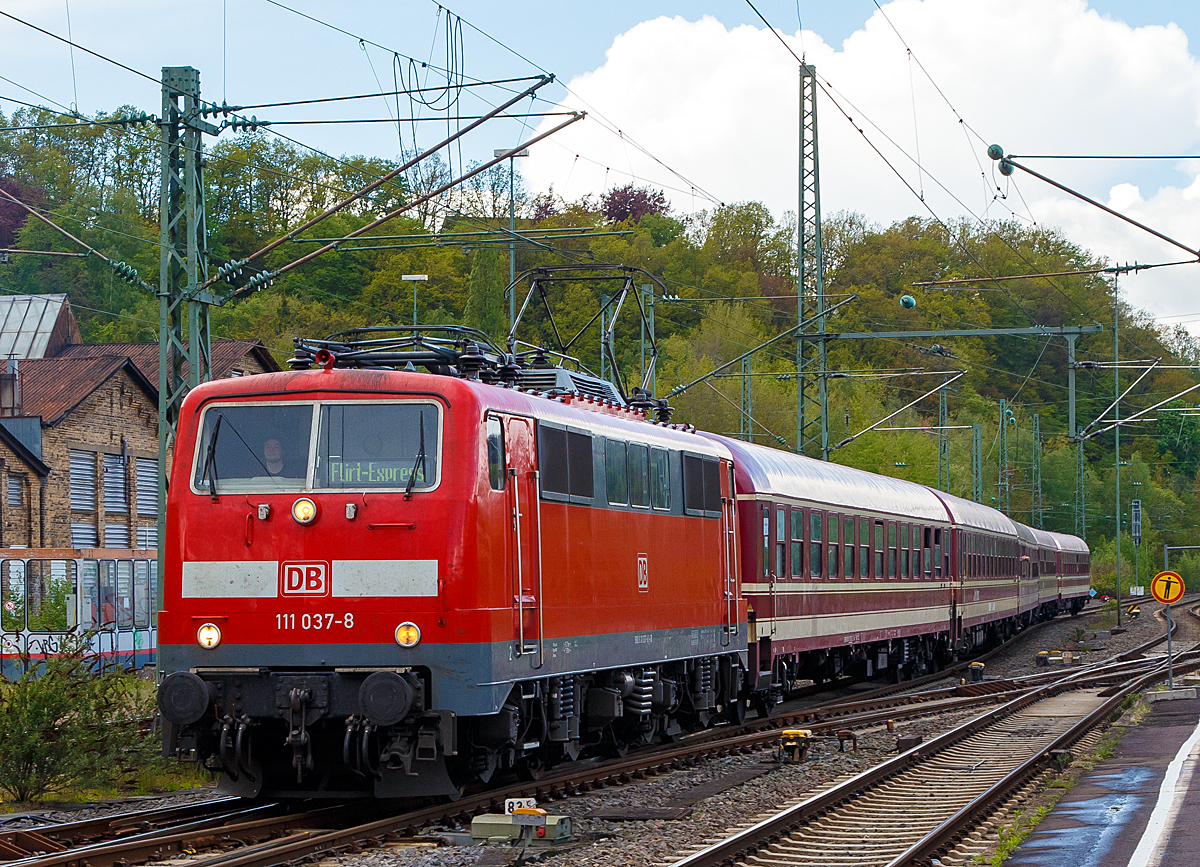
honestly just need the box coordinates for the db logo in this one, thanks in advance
[280,561,329,596]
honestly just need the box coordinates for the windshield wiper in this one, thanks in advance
[202,415,224,502]
[404,411,426,501]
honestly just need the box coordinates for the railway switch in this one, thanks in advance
[1036,650,1049,666]
[969,662,985,682]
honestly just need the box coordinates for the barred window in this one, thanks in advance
[6,476,19,507]
[103,454,128,514]
[70,450,96,512]
[135,457,158,516]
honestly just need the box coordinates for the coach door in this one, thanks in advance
[504,416,543,664]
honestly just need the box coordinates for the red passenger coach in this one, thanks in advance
[708,436,955,696]
[157,339,746,798]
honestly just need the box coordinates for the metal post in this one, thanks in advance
[647,285,655,396]
[741,356,752,441]
[972,424,982,503]
[937,383,949,492]
[1164,543,1172,688]
[158,66,215,616]
[1032,414,1043,529]
[796,64,828,459]
[600,294,609,382]
[508,155,516,328]
[1114,281,1121,628]
[998,400,1010,515]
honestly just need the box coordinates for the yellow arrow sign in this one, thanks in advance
[1151,571,1185,605]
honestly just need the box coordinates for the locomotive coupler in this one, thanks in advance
[285,687,315,782]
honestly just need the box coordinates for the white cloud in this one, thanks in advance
[524,0,1200,329]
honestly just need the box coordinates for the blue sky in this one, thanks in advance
[4,1,1200,324]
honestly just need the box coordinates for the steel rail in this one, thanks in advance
[667,650,1199,867]
[887,654,1200,867]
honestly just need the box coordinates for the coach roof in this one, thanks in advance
[709,435,949,521]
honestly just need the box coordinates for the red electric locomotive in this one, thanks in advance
[157,326,1089,798]
[156,329,746,798]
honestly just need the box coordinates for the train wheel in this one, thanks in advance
[519,755,548,781]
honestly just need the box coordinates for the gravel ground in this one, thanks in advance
[314,709,985,867]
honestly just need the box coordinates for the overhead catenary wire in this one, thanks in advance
[0,8,159,84]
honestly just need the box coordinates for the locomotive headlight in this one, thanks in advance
[291,497,318,524]
[394,621,421,647]
[196,622,222,649]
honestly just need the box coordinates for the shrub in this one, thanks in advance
[0,633,161,802]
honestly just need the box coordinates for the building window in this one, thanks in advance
[6,476,20,507]
[103,454,128,514]
[70,450,96,512]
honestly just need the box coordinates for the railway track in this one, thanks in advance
[4,602,1185,867]
[665,602,1200,867]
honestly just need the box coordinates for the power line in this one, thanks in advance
[235,77,543,111]
[0,9,158,84]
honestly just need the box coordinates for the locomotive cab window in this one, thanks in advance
[316,403,439,490]
[193,403,313,493]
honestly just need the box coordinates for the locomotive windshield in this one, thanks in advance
[314,403,438,490]
[191,400,441,494]
[194,404,313,493]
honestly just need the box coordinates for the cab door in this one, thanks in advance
[503,416,542,664]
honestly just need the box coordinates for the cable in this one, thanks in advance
[0,9,158,84]
[234,77,541,111]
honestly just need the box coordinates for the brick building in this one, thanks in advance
[0,294,279,549]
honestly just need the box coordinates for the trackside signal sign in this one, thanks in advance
[1151,571,1185,605]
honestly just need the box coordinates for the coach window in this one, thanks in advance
[859,519,870,579]
[606,440,629,505]
[486,416,506,490]
[828,513,839,578]
[790,508,804,578]
[774,507,787,577]
[844,516,855,578]
[684,454,722,517]
[762,505,771,578]
[629,444,650,508]
[792,506,801,573]
[873,521,884,579]
[810,511,823,578]
[888,523,898,579]
[650,448,670,510]
[923,527,933,578]
[933,529,943,578]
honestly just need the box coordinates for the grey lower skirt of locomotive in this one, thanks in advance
[157,655,744,798]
